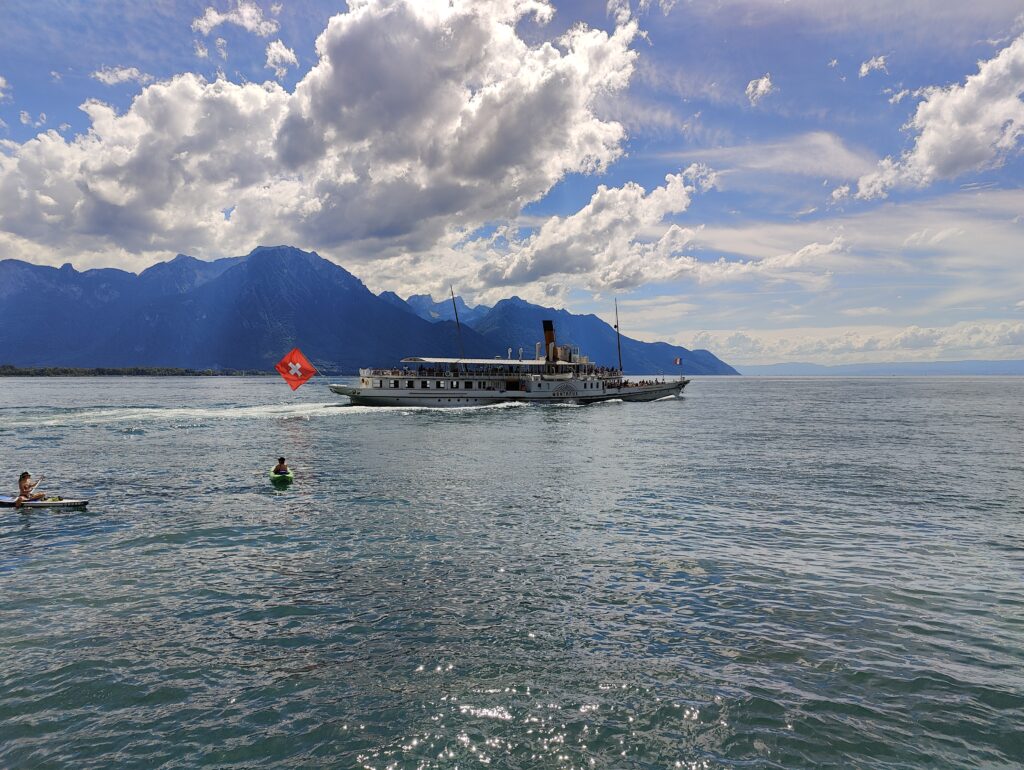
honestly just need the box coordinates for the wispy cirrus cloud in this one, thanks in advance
[91,66,153,86]
[689,320,1024,364]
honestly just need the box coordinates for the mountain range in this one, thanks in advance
[0,245,737,374]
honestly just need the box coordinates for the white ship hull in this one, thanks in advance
[330,379,686,407]
[328,317,690,408]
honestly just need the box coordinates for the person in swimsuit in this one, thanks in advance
[272,457,289,475]
[15,472,45,508]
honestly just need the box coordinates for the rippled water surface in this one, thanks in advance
[2,376,1023,768]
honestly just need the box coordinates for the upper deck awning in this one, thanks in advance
[400,356,582,367]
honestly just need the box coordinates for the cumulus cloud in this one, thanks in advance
[194,40,209,59]
[215,37,228,60]
[858,55,888,78]
[607,0,632,26]
[745,73,773,105]
[192,0,279,37]
[462,170,851,300]
[0,0,638,268]
[91,66,154,86]
[0,75,9,101]
[476,165,715,292]
[265,39,297,79]
[830,184,850,203]
[857,33,1024,198]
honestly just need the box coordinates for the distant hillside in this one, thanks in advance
[738,360,1024,376]
[0,247,737,374]
[0,247,490,371]
[403,293,491,325]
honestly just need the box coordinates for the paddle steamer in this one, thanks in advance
[329,320,688,407]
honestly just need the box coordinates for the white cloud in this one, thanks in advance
[828,58,838,68]
[841,306,888,316]
[476,165,715,293]
[0,118,7,130]
[192,0,279,37]
[745,72,773,105]
[265,39,297,79]
[91,66,154,86]
[0,0,637,271]
[461,168,858,299]
[689,320,1024,364]
[637,0,678,13]
[857,33,1024,198]
[0,75,10,101]
[271,2,282,14]
[194,40,209,59]
[215,37,228,60]
[669,1,1022,47]
[680,132,876,180]
[18,111,46,128]
[607,0,632,26]
[858,55,888,78]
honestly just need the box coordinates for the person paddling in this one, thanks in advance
[15,472,45,508]
[272,457,290,476]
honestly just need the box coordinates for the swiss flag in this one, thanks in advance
[275,348,316,390]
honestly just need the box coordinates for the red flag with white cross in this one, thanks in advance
[275,348,316,390]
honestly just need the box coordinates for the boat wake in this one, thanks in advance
[5,402,346,428]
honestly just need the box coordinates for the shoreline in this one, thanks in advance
[0,365,273,377]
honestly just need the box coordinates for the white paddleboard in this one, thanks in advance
[0,496,89,509]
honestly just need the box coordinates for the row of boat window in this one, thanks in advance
[372,379,604,390]
[375,379,487,389]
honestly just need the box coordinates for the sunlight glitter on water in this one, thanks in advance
[1,376,1023,768]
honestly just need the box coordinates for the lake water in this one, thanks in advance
[1,376,1022,768]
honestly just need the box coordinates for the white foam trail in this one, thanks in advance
[8,397,533,428]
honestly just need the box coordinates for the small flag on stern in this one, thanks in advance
[276,348,316,390]
[673,356,682,366]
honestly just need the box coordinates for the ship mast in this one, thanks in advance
[614,298,623,374]
[450,285,465,361]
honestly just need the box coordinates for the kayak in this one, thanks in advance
[270,470,294,483]
[0,496,89,509]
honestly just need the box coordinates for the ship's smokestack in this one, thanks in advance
[543,320,556,362]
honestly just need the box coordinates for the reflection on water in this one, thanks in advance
[1,376,1023,768]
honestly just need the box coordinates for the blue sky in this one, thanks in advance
[1,0,1022,365]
